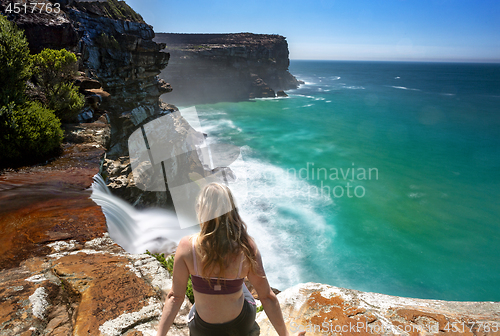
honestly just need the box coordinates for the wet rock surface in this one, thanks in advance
[0,122,109,270]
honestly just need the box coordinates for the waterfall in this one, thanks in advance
[90,174,199,255]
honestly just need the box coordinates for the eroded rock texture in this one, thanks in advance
[257,283,500,336]
[0,234,191,336]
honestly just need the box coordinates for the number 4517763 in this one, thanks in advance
[444,322,499,333]
[5,2,61,14]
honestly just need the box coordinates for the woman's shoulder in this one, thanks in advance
[177,234,198,254]
[247,236,259,254]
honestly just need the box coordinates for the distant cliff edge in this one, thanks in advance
[153,33,302,105]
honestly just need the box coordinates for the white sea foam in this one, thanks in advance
[201,140,334,289]
[190,108,335,289]
[293,94,315,99]
[254,96,289,101]
[201,118,242,134]
[390,86,421,91]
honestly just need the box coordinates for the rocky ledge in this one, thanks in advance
[3,238,499,336]
[0,233,192,336]
[153,33,302,105]
[257,283,500,335]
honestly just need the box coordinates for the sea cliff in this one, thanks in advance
[153,33,302,105]
[0,1,499,335]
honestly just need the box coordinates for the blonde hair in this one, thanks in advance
[195,183,258,280]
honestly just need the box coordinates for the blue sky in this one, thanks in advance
[125,0,500,62]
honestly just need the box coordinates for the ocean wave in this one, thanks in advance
[294,94,316,99]
[227,148,334,289]
[200,117,242,134]
[253,97,281,101]
[390,86,421,91]
[342,85,365,90]
[408,192,425,199]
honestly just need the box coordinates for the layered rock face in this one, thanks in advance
[66,2,170,115]
[153,33,302,105]
[0,0,79,53]
[3,0,190,208]
[3,0,171,151]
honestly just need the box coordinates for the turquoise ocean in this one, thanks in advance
[189,61,500,301]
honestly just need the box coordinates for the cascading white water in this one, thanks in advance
[90,174,199,254]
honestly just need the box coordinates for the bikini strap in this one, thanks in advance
[192,236,199,276]
[237,252,244,278]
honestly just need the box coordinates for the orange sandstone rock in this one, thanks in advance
[256,283,500,336]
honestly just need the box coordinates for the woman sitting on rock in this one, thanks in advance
[156,182,305,336]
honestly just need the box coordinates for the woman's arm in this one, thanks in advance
[156,236,191,336]
[247,244,292,336]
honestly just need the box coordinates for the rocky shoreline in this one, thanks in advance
[1,1,499,335]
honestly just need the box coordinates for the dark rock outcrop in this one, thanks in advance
[0,0,79,53]
[153,33,301,105]
[65,3,169,115]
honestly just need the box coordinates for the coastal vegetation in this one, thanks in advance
[0,101,63,164]
[0,15,83,167]
[0,15,31,107]
[146,251,195,303]
[32,48,85,122]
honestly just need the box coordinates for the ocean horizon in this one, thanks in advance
[182,60,500,302]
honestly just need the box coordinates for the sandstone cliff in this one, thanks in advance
[153,33,302,105]
[3,0,189,208]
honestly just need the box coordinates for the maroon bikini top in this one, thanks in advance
[191,237,245,295]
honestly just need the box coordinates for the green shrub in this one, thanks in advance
[0,15,32,106]
[47,82,85,122]
[0,101,63,166]
[32,48,85,122]
[146,251,195,303]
